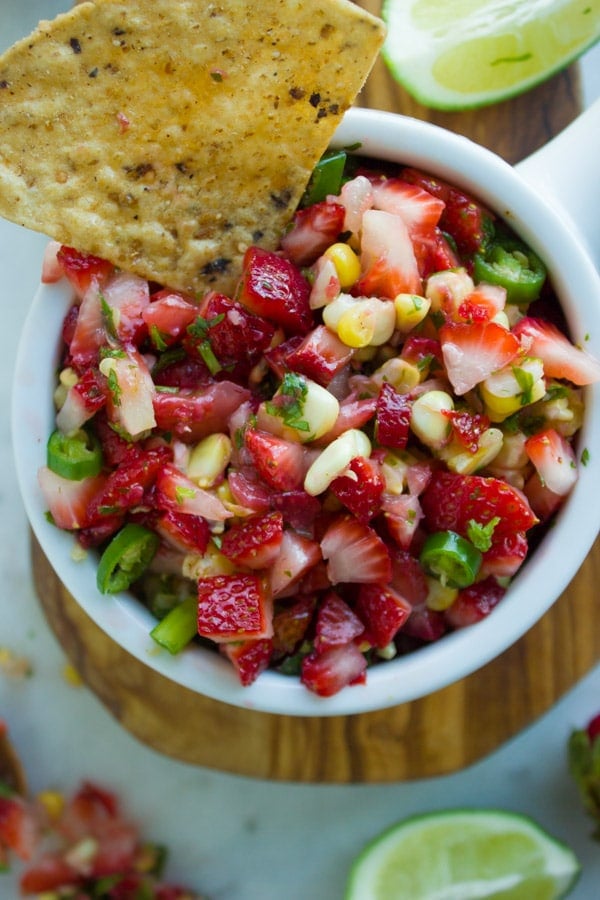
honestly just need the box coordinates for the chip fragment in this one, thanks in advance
[0,0,385,294]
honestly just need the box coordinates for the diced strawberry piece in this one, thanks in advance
[104,347,157,439]
[143,289,198,348]
[221,511,284,569]
[238,246,313,335]
[285,324,354,386]
[371,177,445,235]
[184,292,276,380]
[444,576,506,628]
[403,605,447,642]
[389,548,429,605]
[525,428,578,496]
[38,468,108,531]
[245,429,308,492]
[269,489,321,534]
[320,515,392,585]
[150,355,209,389]
[197,574,273,642]
[312,395,377,446]
[375,382,411,450]
[439,321,520,395]
[220,638,273,686]
[155,462,231,521]
[412,228,460,279]
[89,447,170,517]
[512,316,600,385]
[421,470,538,542]
[357,209,422,299]
[308,255,341,310]
[56,245,114,298]
[93,414,144,467]
[381,492,423,550]
[280,200,346,266]
[523,472,564,522]
[269,529,322,598]
[19,854,80,893]
[337,174,374,236]
[264,335,304,380]
[77,515,124,549]
[68,283,108,370]
[153,381,250,443]
[56,367,107,433]
[272,594,317,657]
[458,283,506,324]
[400,335,443,371]
[41,240,64,283]
[155,509,211,555]
[0,794,38,860]
[301,642,367,697]
[355,583,412,648]
[314,591,365,652]
[330,455,385,523]
[400,168,494,256]
[227,468,273,513]
[101,272,150,345]
[479,531,529,578]
[443,408,490,453]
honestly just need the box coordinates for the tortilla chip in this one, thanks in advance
[0,0,384,295]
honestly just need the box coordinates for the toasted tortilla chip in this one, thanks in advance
[0,0,384,295]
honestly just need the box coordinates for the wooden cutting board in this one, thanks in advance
[31,7,600,782]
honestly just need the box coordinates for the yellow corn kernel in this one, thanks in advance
[442,427,504,475]
[481,357,546,421]
[336,304,375,348]
[324,295,396,348]
[425,576,458,611]
[394,293,431,333]
[183,540,236,580]
[371,357,422,392]
[425,268,474,313]
[492,431,529,470]
[410,390,454,450]
[187,433,232,488]
[37,790,65,822]
[304,428,372,496]
[324,242,361,289]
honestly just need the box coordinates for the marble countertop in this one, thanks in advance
[1,3,600,897]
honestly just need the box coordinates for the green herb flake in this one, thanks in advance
[581,447,591,466]
[100,293,118,338]
[175,485,196,505]
[512,365,535,405]
[266,372,311,433]
[107,368,122,406]
[467,517,500,552]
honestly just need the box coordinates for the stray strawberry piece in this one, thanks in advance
[269,529,322,598]
[321,514,392,585]
[330,456,385,523]
[479,531,528,579]
[314,591,364,652]
[280,200,346,266]
[525,428,578,497]
[403,604,447,642]
[444,408,490,453]
[155,509,211,555]
[152,381,250,443]
[270,489,321,534]
[272,594,317,657]
[197,574,273,643]
[238,246,313,335]
[375,382,412,450]
[245,429,307,492]
[0,794,38,861]
[221,638,273,686]
[285,324,354,386]
[356,583,412,648]
[513,316,600,385]
[221,511,284,570]
[439,321,520,395]
[301,642,367,697]
[444,576,506,629]
[143,289,198,348]
[37,468,108,531]
[56,245,114,298]
[358,209,421,299]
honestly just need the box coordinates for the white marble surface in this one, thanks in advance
[1,3,600,897]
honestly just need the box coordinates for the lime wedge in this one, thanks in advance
[382,0,600,109]
[344,808,580,899]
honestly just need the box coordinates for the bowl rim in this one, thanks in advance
[12,107,600,716]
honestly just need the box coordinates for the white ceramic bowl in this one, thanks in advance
[12,104,600,717]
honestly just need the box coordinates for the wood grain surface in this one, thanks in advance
[30,5,600,783]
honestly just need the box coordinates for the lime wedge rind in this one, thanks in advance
[344,807,581,900]
[381,0,600,110]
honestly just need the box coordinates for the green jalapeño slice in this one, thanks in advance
[97,524,160,595]
[419,530,482,588]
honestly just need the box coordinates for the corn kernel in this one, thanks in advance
[425,575,458,611]
[337,304,375,348]
[442,427,504,475]
[394,293,431,333]
[187,433,232,488]
[304,428,371,496]
[371,357,422,392]
[183,541,236,580]
[324,242,361,289]
[410,390,454,450]
[324,295,395,348]
[37,790,65,822]
[481,357,545,421]
[425,269,474,313]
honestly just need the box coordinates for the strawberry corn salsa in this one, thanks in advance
[38,151,600,698]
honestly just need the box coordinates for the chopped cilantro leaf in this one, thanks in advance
[466,517,500,552]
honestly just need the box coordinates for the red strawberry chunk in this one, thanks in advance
[320,515,392,585]
[525,428,578,496]
[444,576,506,629]
[330,455,385,523]
[314,591,365,652]
[285,324,354,386]
[355,583,412,648]
[153,381,250,443]
[513,316,600,385]
[312,395,377,446]
[197,574,273,643]
[301,643,367,697]
[227,468,273,513]
[37,468,108,531]
[443,408,490,453]
[279,200,346,266]
[358,209,422,299]
[221,511,284,570]
[403,605,447,642]
[155,508,211,555]
[272,594,317,657]
[382,492,423,551]
[245,428,308,491]
[56,245,114,298]
[270,489,321,534]
[221,638,273,686]
[439,321,520,395]
[90,447,170,517]
[101,272,150,345]
[389,548,429,605]
[479,531,528,578]
[155,462,231,521]
[375,382,411,450]
[421,470,538,541]
[412,228,460,279]
[269,529,322,598]
[68,283,108,370]
[371,177,445,235]
[586,714,600,743]
[238,246,313,335]
[0,795,38,861]
[143,289,198,348]
[56,367,107,433]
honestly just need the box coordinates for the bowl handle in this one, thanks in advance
[515,98,600,270]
